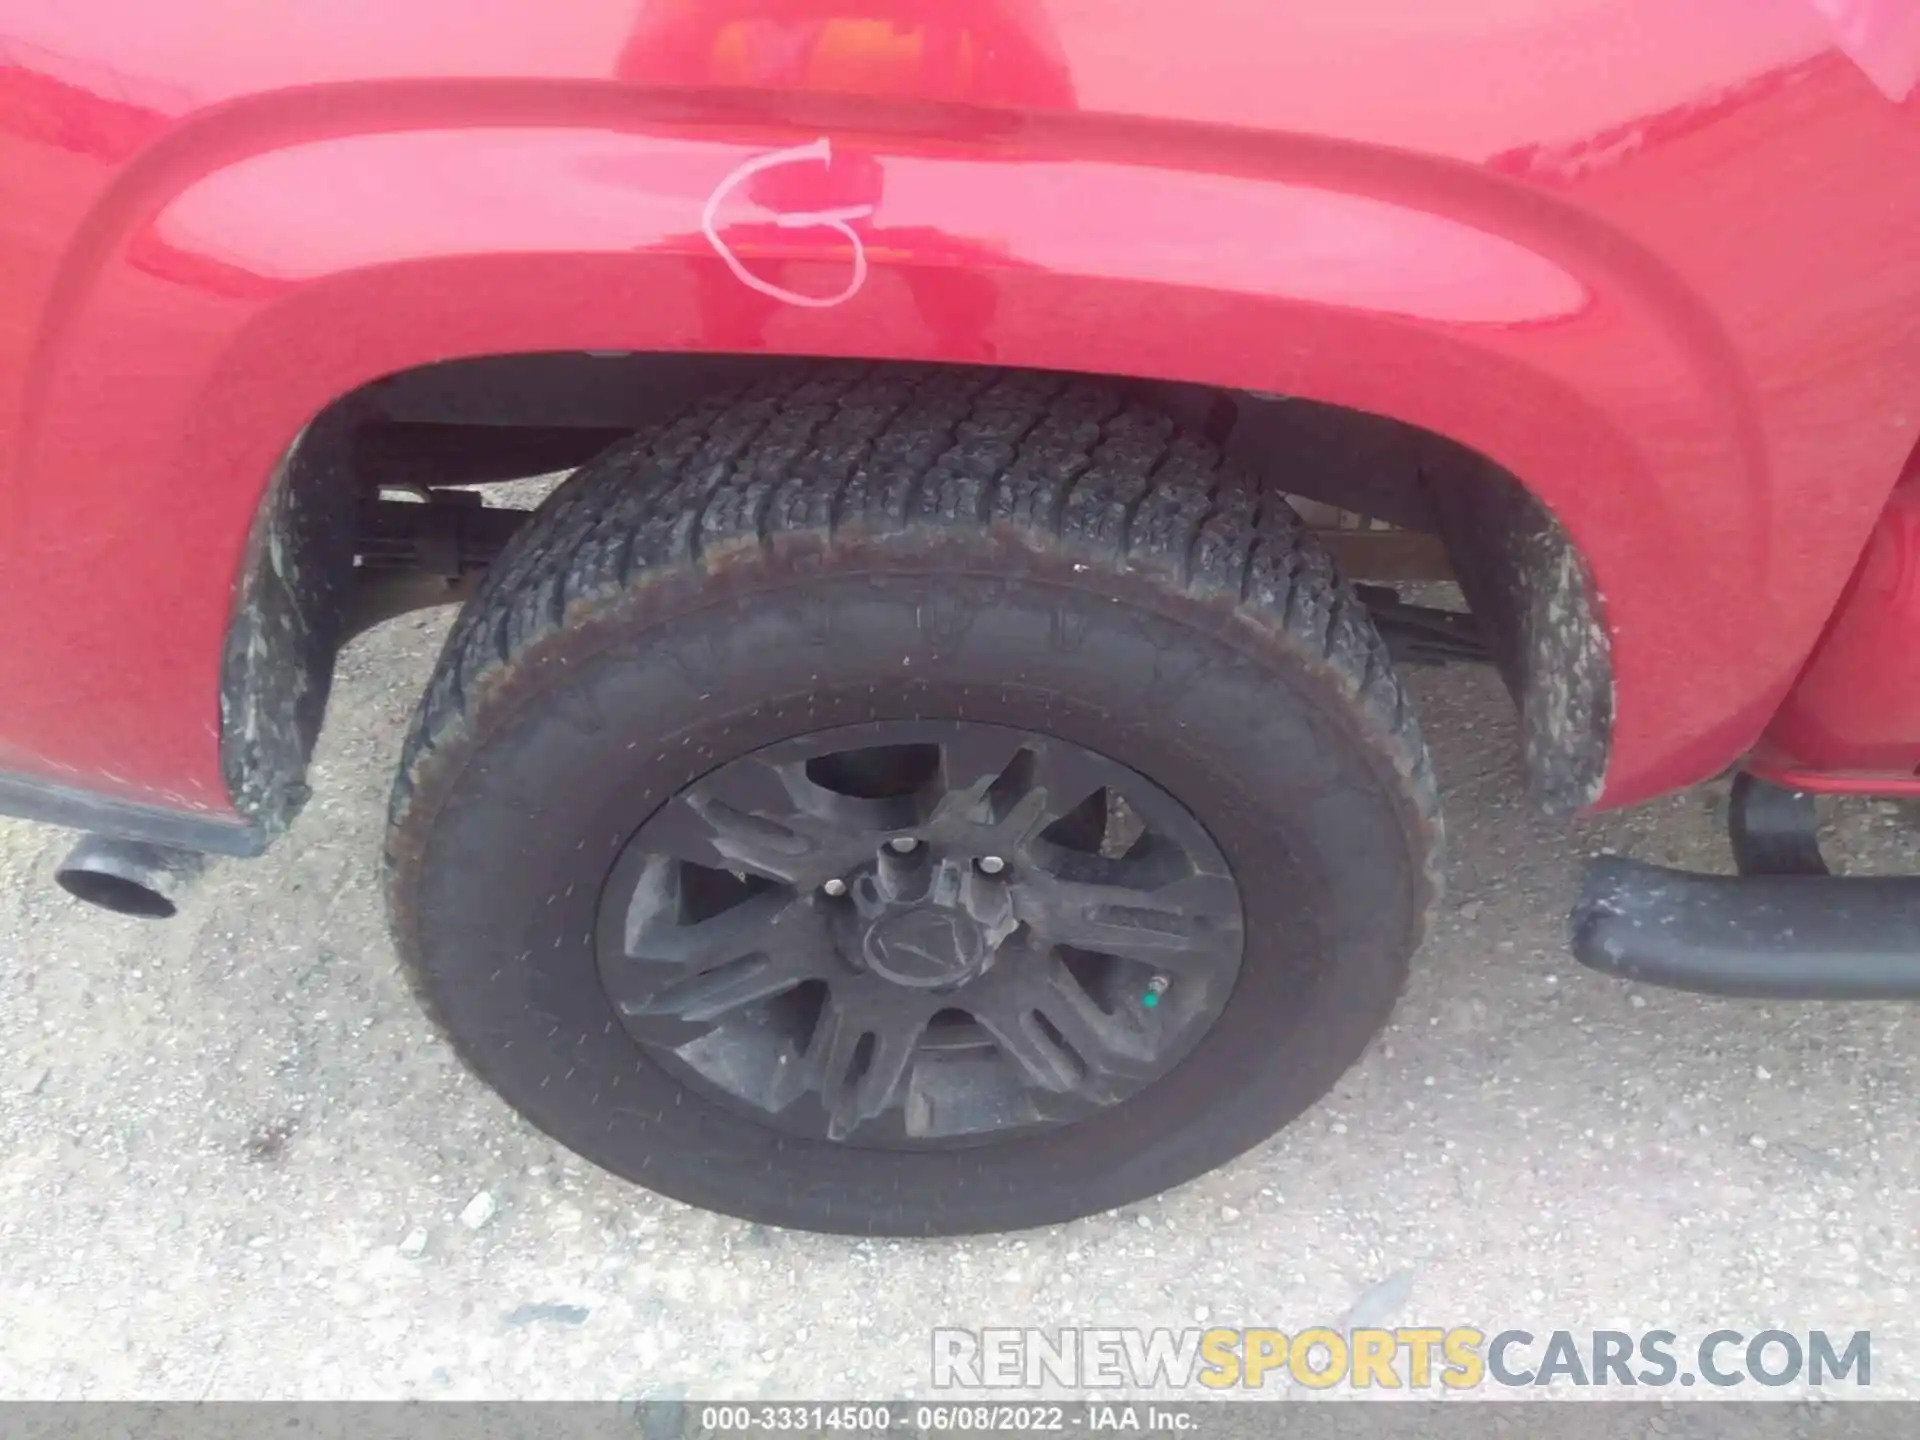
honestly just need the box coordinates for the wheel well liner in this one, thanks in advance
[218,404,362,843]
[216,355,1612,838]
[1424,439,1612,812]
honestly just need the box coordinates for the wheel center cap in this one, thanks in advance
[863,907,987,988]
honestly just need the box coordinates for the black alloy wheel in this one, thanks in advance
[597,722,1244,1147]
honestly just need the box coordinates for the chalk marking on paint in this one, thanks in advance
[701,137,875,308]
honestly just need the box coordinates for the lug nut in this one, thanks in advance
[977,855,1007,875]
[822,878,848,897]
[887,837,919,854]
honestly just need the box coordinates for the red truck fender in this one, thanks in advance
[3,21,1919,844]
[3,90,1787,832]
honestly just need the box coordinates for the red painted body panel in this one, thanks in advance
[1752,463,1920,793]
[0,0,1918,823]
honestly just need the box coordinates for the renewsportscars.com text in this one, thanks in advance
[931,1326,1872,1391]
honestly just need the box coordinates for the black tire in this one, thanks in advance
[387,364,1441,1235]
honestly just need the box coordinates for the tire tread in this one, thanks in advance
[391,362,1441,958]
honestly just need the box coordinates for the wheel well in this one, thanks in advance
[219,353,1611,840]
[359,351,1446,533]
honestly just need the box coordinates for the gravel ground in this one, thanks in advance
[0,606,1916,1402]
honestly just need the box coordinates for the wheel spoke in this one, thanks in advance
[827,1007,924,1141]
[781,777,926,851]
[842,1017,925,1136]
[1028,961,1155,1078]
[934,729,1040,806]
[625,884,799,965]
[637,792,803,882]
[969,957,1156,1099]
[775,993,931,1138]
[610,944,825,1022]
[971,1000,1080,1094]
[1012,868,1241,969]
[935,733,1113,850]
[644,759,895,884]
[684,760,823,876]
[609,891,837,1027]
[1032,744,1124,828]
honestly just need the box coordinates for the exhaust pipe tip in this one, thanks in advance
[55,836,205,919]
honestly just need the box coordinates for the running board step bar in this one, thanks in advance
[1573,858,1920,1000]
